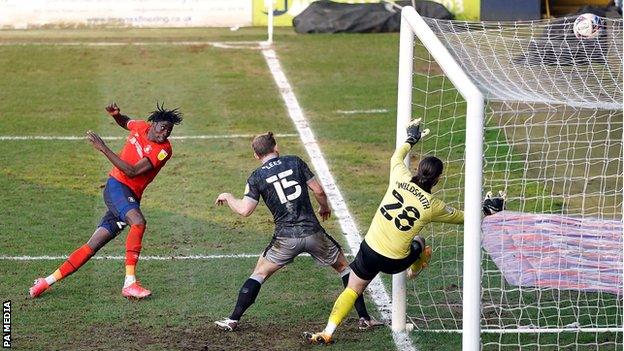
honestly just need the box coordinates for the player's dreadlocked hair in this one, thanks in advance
[147,102,183,125]
[252,132,277,157]
[412,156,443,193]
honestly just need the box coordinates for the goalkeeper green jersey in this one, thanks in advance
[364,143,464,259]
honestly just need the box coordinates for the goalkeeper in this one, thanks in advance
[304,119,505,345]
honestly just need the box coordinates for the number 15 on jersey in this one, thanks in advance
[266,169,302,204]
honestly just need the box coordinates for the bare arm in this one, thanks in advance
[307,178,331,221]
[105,103,131,130]
[215,193,258,217]
[86,130,153,178]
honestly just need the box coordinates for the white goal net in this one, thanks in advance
[397,7,623,350]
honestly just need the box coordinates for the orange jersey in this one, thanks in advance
[110,120,172,199]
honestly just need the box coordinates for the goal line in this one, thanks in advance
[0,41,264,49]
[415,327,624,334]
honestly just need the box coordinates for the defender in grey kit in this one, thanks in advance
[214,132,382,331]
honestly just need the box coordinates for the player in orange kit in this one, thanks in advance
[29,102,183,299]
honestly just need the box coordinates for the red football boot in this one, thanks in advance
[121,281,152,300]
[29,278,50,298]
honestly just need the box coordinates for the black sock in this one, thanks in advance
[230,278,262,321]
[342,273,370,320]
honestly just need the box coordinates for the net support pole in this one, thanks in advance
[392,9,415,333]
[401,7,485,350]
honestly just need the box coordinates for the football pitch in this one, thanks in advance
[0,27,438,350]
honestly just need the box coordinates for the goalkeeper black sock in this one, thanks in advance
[341,273,370,320]
[230,277,262,321]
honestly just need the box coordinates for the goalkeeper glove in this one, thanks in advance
[482,191,506,216]
[405,118,430,146]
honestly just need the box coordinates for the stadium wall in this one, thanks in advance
[0,0,481,29]
[0,0,252,29]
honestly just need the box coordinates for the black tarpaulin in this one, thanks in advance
[292,1,453,34]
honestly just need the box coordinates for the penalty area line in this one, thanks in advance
[0,253,353,261]
[261,44,416,351]
[0,133,298,141]
[0,41,265,50]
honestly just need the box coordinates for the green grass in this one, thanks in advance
[0,26,621,351]
[4,258,398,351]
[0,27,396,351]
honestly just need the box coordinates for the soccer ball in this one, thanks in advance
[573,13,603,39]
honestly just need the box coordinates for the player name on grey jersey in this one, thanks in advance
[245,155,323,238]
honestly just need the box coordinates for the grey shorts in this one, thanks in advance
[263,231,342,266]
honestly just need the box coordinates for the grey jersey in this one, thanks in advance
[244,155,323,238]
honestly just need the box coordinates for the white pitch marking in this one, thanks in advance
[0,133,297,141]
[0,41,263,50]
[336,109,390,114]
[0,39,415,349]
[208,41,264,50]
[0,253,353,261]
[261,43,416,351]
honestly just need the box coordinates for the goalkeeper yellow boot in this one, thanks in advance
[407,245,432,279]
[303,331,334,345]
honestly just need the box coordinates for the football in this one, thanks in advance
[573,13,603,39]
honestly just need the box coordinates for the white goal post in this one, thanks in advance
[393,7,484,350]
[393,6,623,351]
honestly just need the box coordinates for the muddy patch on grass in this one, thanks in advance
[62,317,378,351]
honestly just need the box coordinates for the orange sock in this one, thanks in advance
[57,244,94,280]
[126,265,136,276]
[125,224,145,268]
